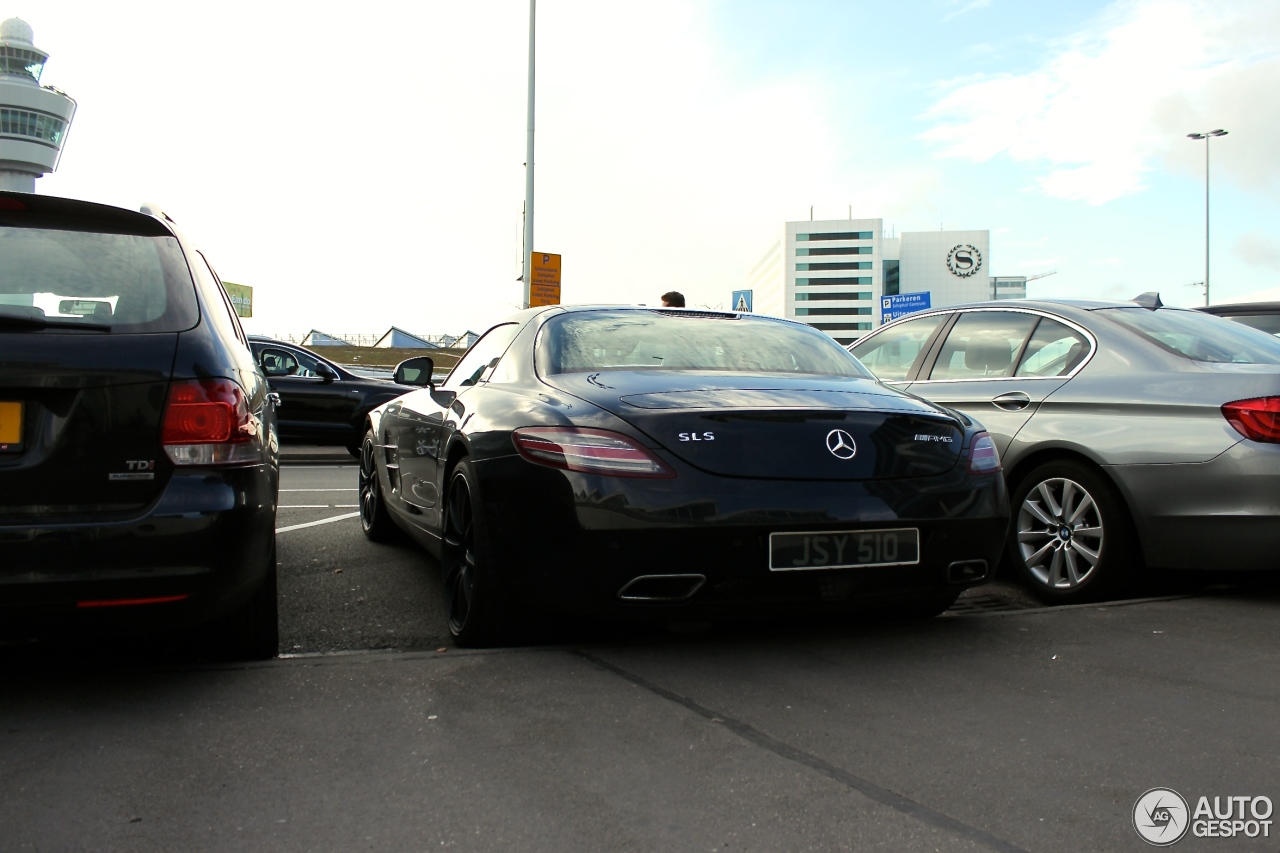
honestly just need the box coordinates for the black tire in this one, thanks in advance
[359,430,398,542]
[346,443,361,459]
[214,544,279,661]
[441,459,511,648]
[1008,459,1138,604]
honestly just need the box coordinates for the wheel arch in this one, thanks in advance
[1004,447,1146,566]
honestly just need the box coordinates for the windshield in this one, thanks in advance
[538,310,875,378]
[0,226,198,333]
[1101,307,1280,365]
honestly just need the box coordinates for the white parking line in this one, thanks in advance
[281,488,357,492]
[277,512,360,533]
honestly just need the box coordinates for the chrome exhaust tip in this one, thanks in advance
[947,559,989,584]
[617,574,707,602]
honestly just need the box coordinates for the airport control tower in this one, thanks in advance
[0,18,75,192]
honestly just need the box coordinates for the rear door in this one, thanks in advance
[905,309,1092,457]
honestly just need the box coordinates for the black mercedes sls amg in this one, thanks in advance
[359,306,1008,645]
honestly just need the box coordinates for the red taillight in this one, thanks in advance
[967,431,1001,474]
[1223,397,1280,443]
[512,427,675,478]
[77,594,189,608]
[162,379,260,466]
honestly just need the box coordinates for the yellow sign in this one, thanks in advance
[223,281,253,318]
[529,252,561,307]
[0,401,22,446]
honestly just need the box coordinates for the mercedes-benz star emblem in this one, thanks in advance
[825,429,857,460]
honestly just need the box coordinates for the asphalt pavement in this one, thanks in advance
[2,449,1276,852]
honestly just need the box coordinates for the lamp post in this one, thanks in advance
[1186,129,1227,307]
[521,0,536,308]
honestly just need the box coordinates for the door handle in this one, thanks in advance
[991,391,1031,411]
[267,392,282,409]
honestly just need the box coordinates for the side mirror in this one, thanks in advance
[259,347,294,377]
[394,356,435,387]
[316,362,339,383]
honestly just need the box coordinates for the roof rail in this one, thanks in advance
[138,202,175,223]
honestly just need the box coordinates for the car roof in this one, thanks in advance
[931,297,1186,312]
[1200,302,1280,315]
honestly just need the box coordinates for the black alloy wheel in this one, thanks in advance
[358,431,397,542]
[1009,459,1138,604]
[441,459,508,647]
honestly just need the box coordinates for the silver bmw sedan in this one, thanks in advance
[849,294,1280,603]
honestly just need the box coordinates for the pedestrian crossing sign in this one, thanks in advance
[732,290,753,313]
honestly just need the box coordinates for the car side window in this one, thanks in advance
[260,346,324,378]
[1015,318,1090,377]
[197,252,248,347]
[261,347,303,377]
[442,323,520,391]
[850,313,947,382]
[928,311,1039,380]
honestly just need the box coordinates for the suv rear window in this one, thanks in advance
[0,224,198,333]
[1101,307,1280,365]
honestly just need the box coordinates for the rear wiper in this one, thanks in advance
[0,308,111,332]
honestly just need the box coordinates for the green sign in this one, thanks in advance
[223,282,253,318]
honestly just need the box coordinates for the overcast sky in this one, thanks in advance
[14,0,1280,337]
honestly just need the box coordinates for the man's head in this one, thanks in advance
[660,291,686,308]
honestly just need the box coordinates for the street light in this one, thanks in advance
[1187,129,1227,307]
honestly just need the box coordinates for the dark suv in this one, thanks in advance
[247,336,416,455]
[0,192,280,659]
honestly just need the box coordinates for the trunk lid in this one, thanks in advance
[545,371,965,480]
[0,332,179,521]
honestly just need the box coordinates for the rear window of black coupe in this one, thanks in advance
[538,311,874,378]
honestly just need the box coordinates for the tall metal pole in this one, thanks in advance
[1187,129,1226,307]
[521,0,536,308]
[1204,135,1210,306]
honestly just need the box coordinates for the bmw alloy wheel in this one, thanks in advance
[1016,476,1104,591]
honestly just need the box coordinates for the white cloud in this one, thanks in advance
[919,0,1280,205]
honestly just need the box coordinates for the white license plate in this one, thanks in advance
[769,528,920,571]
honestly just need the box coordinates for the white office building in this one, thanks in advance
[0,18,75,193]
[745,218,1017,345]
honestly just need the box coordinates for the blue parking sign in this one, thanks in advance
[881,292,931,323]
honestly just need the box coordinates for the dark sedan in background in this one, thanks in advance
[0,192,279,659]
[248,336,416,456]
[359,306,1008,646]
[850,294,1280,603]
[1200,301,1280,336]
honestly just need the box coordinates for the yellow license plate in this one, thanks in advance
[0,401,22,445]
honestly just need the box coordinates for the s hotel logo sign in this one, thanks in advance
[947,244,983,278]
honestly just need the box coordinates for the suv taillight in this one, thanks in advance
[162,378,261,465]
[1223,397,1280,443]
[513,427,675,478]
